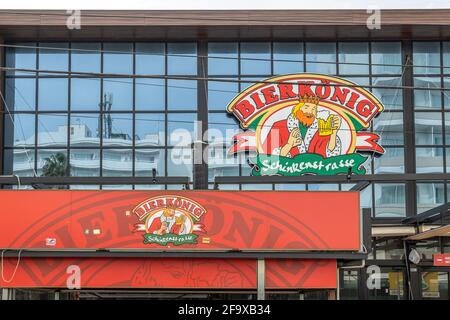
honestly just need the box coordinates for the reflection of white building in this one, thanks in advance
[10,123,164,177]
[207,134,247,181]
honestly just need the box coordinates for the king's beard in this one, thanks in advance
[296,110,316,127]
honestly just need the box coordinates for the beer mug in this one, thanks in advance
[318,116,334,136]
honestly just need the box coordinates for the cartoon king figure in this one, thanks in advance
[147,206,187,236]
[263,94,342,158]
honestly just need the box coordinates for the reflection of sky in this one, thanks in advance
[71,43,101,73]
[338,42,369,75]
[208,43,238,75]
[6,43,36,75]
[167,80,197,110]
[9,114,34,146]
[207,80,238,110]
[167,43,197,75]
[273,42,304,75]
[240,43,271,75]
[306,42,336,74]
[103,78,133,110]
[71,78,101,110]
[38,78,68,110]
[136,43,165,75]
[39,43,68,72]
[103,43,133,74]
[136,79,165,110]
[6,78,35,111]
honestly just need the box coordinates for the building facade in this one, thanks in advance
[0,9,449,300]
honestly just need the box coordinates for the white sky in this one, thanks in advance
[0,0,449,10]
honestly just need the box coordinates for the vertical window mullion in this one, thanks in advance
[403,40,416,216]
[99,42,104,184]
[270,42,274,76]
[440,42,448,199]
[303,41,306,72]
[67,42,71,179]
[196,41,208,190]
[238,42,242,190]
[164,42,168,188]
[34,43,39,177]
[132,42,136,184]
[335,41,339,76]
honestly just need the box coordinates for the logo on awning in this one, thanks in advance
[131,195,207,246]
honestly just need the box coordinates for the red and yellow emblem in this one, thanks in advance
[132,195,207,246]
[227,73,385,176]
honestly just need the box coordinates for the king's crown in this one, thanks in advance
[298,94,320,105]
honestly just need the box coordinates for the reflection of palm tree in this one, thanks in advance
[41,152,69,189]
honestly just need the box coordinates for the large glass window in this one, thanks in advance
[371,42,402,75]
[39,43,69,73]
[207,80,239,111]
[135,78,165,110]
[374,183,406,217]
[135,113,165,147]
[69,113,100,147]
[167,80,197,110]
[413,42,449,176]
[70,149,100,177]
[4,113,35,147]
[3,42,196,189]
[135,149,165,177]
[417,183,445,214]
[273,42,304,74]
[6,42,37,76]
[71,43,101,73]
[208,43,238,75]
[103,43,133,74]
[306,42,336,74]
[38,114,68,147]
[414,77,441,109]
[5,78,36,111]
[4,40,447,205]
[71,78,101,111]
[102,79,133,110]
[135,43,165,75]
[167,43,197,75]
[102,149,132,176]
[38,78,68,110]
[240,42,271,75]
[338,42,369,75]
[413,42,441,75]
[102,113,133,147]
[37,149,68,176]
[372,77,403,110]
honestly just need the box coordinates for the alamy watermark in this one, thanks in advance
[66,10,81,30]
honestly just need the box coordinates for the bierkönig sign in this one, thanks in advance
[227,73,385,176]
